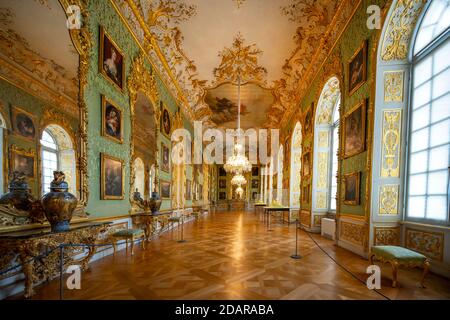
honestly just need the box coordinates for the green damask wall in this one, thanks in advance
[85,0,192,217]
[283,0,388,217]
[0,80,79,196]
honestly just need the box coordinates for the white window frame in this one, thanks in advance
[41,129,60,195]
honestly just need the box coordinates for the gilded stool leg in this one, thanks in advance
[390,260,399,288]
[130,236,135,255]
[369,254,375,265]
[420,260,430,288]
[141,234,146,250]
[112,242,117,254]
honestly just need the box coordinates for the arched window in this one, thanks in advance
[290,122,302,208]
[311,77,341,229]
[330,99,340,211]
[133,157,145,195]
[277,144,284,203]
[0,112,6,196]
[407,1,450,224]
[40,125,76,195]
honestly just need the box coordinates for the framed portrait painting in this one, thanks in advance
[186,180,192,200]
[219,191,226,200]
[304,105,312,133]
[252,166,259,177]
[11,107,36,141]
[161,106,172,138]
[348,40,367,96]
[10,146,35,179]
[101,153,124,200]
[160,180,171,199]
[161,143,170,173]
[302,152,311,177]
[343,172,360,205]
[251,179,259,189]
[219,179,227,189]
[219,166,227,177]
[343,100,366,158]
[101,95,123,143]
[99,26,125,91]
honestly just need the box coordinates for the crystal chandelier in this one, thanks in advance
[235,186,244,199]
[224,75,252,175]
[231,173,247,186]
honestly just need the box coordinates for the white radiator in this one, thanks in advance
[321,218,336,240]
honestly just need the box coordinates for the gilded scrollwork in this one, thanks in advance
[379,184,399,215]
[405,228,444,261]
[317,152,328,190]
[381,109,402,177]
[340,220,366,246]
[384,71,404,102]
[381,0,427,61]
[374,226,399,246]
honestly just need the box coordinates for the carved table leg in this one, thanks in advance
[80,245,96,271]
[390,260,399,288]
[369,253,375,265]
[19,252,35,299]
[421,260,430,288]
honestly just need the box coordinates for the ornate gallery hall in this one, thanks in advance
[0,0,450,303]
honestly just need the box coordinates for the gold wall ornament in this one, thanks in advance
[213,33,268,84]
[405,228,444,261]
[381,109,402,177]
[317,152,328,189]
[314,215,323,227]
[300,210,311,228]
[381,0,427,61]
[318,131,329,148]
[315,76,341,125]
[374,226,400,246]
[384,71,404,102]
[127,53,160,207]
[316,192,327,209]
[340,220,366,246]
[59,0,92,207]
[379,184,399,214]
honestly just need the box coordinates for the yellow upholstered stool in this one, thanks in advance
[111,229,146,255]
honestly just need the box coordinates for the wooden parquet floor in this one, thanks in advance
[16,211,450,300]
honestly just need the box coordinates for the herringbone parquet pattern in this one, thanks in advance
[15,211,450,300]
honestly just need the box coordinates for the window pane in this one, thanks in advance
[434,40,450,74]
[413,81,431,109]
[430,119,450,147]
[414,56,432,86]
[410,127,429,152]
[427,196,448,220]
[429,146,449,171]
[428,170,448,194]
[409,151,428,174]
[431,93,450,123]
[409,174,427,195]
[432,68,450,99]
[411,104,430,131]
[408,196,426,218]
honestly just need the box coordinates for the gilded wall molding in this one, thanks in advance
[381,109,402,178]
[405,228,444,261]
[340,220,366,247]
[379,184,399,215]
[381,0,427,61]
[374,226,399,245]
[384,70,404,102]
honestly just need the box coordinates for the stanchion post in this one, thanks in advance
[178,213,186,243]
[290,219,302,260]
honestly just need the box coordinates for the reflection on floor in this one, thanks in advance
[17,211,450,300]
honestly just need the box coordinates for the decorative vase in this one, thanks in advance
[41,171,78,232]
[149,192,162,215]
[0,171,35,211]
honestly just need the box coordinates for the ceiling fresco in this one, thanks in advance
[114,0,359,128]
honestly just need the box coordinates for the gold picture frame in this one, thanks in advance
[10,145,36,179]
[98,26,125,92]
[100,153,125,200]
[160,179,171,199]
[161,142,170,173]
[343,99,366,158]
[343,172,360,205]
[347,40,367,96]
[302,151,311,177]
[11,107,37,142]
[302,183,310,203]
[101,95,123,144]
[160,104,172,139]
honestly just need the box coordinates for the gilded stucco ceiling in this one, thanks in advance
[115,0,361,130]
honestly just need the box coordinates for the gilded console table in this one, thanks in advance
[132,211,172,240]
[0,221,111,298]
